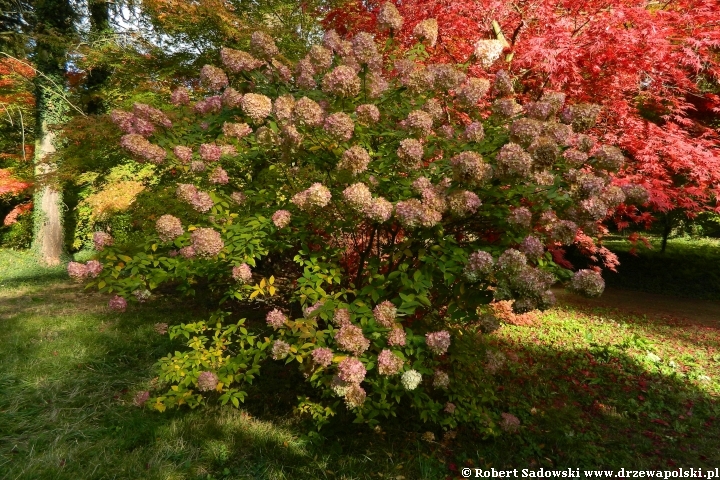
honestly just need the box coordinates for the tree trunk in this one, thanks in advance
[660,214,673,254]
[30,0,76,264]
[33,129,63,265]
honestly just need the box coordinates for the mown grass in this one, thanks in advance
[601,236,720,300]
[1,249,719,479]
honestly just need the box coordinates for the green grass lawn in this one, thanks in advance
[600,236,720,300]
[1,249,719,479]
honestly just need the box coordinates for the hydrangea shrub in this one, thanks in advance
[77,11,645,431]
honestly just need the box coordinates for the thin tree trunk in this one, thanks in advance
[33,128,63,265]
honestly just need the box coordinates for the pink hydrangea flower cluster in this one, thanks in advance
[200,64,228,90]
[412,177,447,212]
[241,93,272,122]
[108,295,127,312]
[179,246,195,259]
[458,78,491,106]
[272,209,291,228]
[170,87,190,105]
[377,349,404,376]
[593,145,625,171]
[395,199,442,228]
[405,110,433,137]
[355,104,380,124]
[199,143,222,162]
[464,122,485,142]
[67,261,102,280]
[495,143,533,177]
[334,324,370,355]
[364,197,393,223]
[373,300,397,328]
[156,215,184,242]
[425,330,451,355]
[520,235,545,260]
[507,207,532,228]
[351,32,381,68]
[338,145,371,175]
[428,64,466,91]
[450,151,492,185]
[311,347,334,367]
[497,249,528,276]
[396,138,424,169]
[570,269,605,298]
[500,412,521,432]
[190,161,206,172]
[445,402,456,414]
[93,231,113,250]
[111,110,155,137]
[133,102,172,128]
[343,183,372,211]
[250,31,279,59]
[433,370,450,389]
[544,122,573,146]
[120,134,166,164]
[344,383,366,408]
[337,357,367,384]
[291,183,332,210]
[221,87,243,108]
[366,71,389,98]
[321,65,362,98]
[194,96,222,114]
[221,47,264,73]
[223,122,252,139]
[273,95,295,122]
[551,220,578,245]
[231,191,247,205]
[197,371,219,391]
[494,70,515,96]
[266,309,287,328]
[308,45,333,71]
[493,98,523,118]
[190,228,224,257]
[333,308,351,326]
[474,39,505,67]
[323,112,355,141]
[377,1,403,30]
[232,263,252,283]
[387,327,407,347]
[272,340,291,360]
[622,184,649,205]
[176,184,214,213]
[464,250,494,282]
[561,103,601,132]
[509,118,543,147]
[563,148,589,167]
[413,18,438,47]
[296,58,316,89]
[173,145,193,163]
[209,166,229,184]
[293,97,325,126]
[447,190,481,216]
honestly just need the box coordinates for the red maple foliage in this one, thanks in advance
[324,0,720,223]
[0,169,31,196]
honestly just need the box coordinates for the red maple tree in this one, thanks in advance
[325,0,720,229]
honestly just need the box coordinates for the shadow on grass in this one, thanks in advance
[1,277,719,478]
